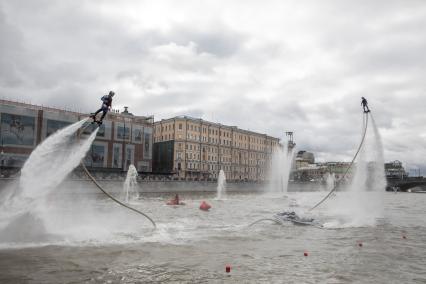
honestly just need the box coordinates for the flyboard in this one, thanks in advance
[89,113,103,126]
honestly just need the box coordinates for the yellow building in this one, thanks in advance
[153,116,280,181]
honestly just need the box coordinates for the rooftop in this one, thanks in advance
[156,115,279,140]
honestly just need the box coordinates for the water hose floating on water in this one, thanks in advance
[309,111,370,211]
[79,121,156,229]
[248,211,327,229]
[248,218,283,227]
[81,161,156,229]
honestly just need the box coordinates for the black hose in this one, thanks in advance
[248,218,282,227]
[78,118,157,229]
[309,112,369,211]
[80,160,157,229]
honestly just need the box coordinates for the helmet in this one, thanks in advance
[109,91,115,97]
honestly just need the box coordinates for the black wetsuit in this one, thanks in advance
[361,98,370,113]
[93,95,112,121]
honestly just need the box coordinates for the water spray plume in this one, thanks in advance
[322,112,386,227]
[123,164,139,203]
[19,119,96,199]
[310,113,369,211]
[267,141,294,194]
[325,173,336,192]
[216,169,227,200]
[0,119,99,243]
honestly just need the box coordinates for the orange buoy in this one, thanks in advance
[200,201,211,211]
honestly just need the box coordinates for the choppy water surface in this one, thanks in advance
[0,190,425,283]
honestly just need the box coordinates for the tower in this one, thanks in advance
[285,131,296,150]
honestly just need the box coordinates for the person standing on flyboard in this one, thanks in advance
[361,97,370,113]
[91,91,115,125]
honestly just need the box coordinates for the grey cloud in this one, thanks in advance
[0,0,425,169]
[171,25,245,57]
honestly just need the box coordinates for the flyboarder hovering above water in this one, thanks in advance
[361,97,370,113]
[90,91,115,125]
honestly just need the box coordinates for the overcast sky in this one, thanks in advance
[0,0,425,173]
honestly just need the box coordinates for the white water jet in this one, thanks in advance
[216,169,227,200]
[325,173,336,191]
[0,119,99,242]
[267,141,294,194]
[19,119,97,199]
[324,114,386,227]
[122,164,139,203]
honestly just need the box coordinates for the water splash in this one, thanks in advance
[216,169,227,200]
[19,119,97,199]
[122,164,139,203]
[267,141,294,194]
[325,173,336,192]
[0,119,99,243]
[324,113,386,227]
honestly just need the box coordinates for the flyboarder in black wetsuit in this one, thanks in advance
[361,97,370,113]
[91,91,115,124]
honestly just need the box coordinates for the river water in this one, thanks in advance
[0,190,425,283]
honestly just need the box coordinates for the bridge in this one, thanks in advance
[386,177,426,192]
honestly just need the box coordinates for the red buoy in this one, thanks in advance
[200,201,211,211]
[304,251,308,257]
[402,235,407,239]
[358,242,363,247]
[225,265,231,273]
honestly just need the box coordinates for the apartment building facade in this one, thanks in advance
[0,100,154,174]
[153,116,280,181]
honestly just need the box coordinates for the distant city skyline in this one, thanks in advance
[0,0,425,172]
